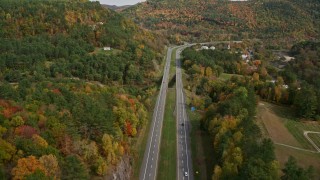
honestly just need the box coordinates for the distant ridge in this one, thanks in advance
[102,4,131,11]
[123,0,320,46]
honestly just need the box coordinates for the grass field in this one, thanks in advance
[256,101,320,178]
[285,120,320,150]
[307,133,320,149]
[157,88,177,180]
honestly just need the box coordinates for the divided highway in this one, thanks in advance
[176,46,194,180]
[140,42,241,180]
[139,47,173,180]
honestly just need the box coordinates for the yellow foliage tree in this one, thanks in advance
[0,139,16,165]
[94,156,107,176]
[39,154,60,180]
[32,134,48,148]
[206,67,213,77]
[274,86,282,103]
[252,72,259,81]
[212,165,222,180]
[102,134,117,165]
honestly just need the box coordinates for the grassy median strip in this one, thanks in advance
[157,88,177,180]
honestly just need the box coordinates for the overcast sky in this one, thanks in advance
[91,0,146,6]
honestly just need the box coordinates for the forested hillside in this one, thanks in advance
[124,0,320,47]
[0,0,166,179]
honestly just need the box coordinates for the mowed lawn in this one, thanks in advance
[157,88,177,180]
[256,101,320,178]
[286,120,320,150]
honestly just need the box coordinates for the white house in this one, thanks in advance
[282,84,289,89]
[201,46,209,50]
[210,46,216,50]
[283,55,295,62]
[266,80,276,84]
[241,54,248,60]
[103,47,111,51]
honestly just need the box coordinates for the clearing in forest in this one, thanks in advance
[256,102,320,177]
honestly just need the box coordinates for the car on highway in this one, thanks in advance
[185,172,188,176]
[181,123,184,126]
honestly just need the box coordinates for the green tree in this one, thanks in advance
[281,156,314,180]
[62,155,89,180]
[294,86,317,118]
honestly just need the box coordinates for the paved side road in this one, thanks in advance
[139,47,172,180]
[176,46,194,180]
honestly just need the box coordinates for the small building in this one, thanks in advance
[282,84,289,89]
[283,55,295,62]
[201,46,209,50]
[103,47,111,51]
[241,54,248,60]
[267,80,276,84]
[210,46,216,50]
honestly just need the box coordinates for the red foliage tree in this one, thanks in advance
[15,125,38,138]
[52,88,61,95]
[2,106,22,118]
[125,121,133,136]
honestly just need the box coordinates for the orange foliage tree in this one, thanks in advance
[11,156,47,180]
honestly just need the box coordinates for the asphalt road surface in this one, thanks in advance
[139,47,172,180]
[175,46,194,180]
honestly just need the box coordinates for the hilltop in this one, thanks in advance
[103,4,132,11]
[124,0,320,47]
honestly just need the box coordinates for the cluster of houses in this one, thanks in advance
[266,80,289,89]
[271,51,295,69]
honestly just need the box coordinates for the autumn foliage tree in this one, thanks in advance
[11,156,46,180]
[39,154,60,180]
